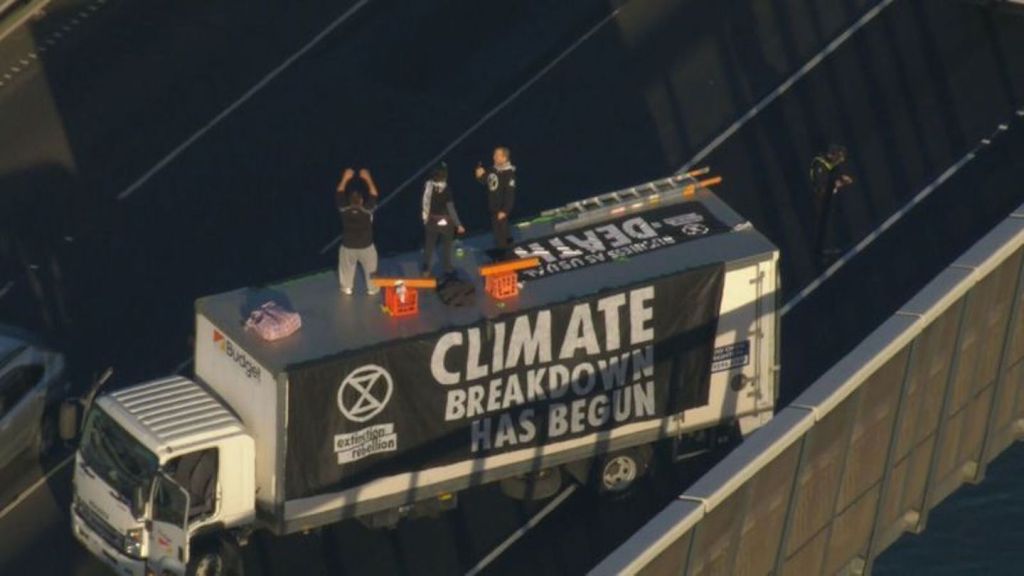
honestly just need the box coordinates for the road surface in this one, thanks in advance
[1,0,1023,573]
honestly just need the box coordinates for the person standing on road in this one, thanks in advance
[810,144,853,261]
[336,168,380,296]
[421,162,465,277]
[475,146,516,255]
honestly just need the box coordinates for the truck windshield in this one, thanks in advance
[79,407,158,502]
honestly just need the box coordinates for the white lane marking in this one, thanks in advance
[678,0,897,173]
[0,454,74,522]
[116,0,371,201]
[465,484,577,576]
[318,8,623,255]
[0,280,13,299]
[779,122,1012,317]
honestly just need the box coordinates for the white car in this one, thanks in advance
[0,326,67,470]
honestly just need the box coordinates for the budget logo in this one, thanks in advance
[338,365,393,423]
[213,330,227,351]
[213,329,261,381]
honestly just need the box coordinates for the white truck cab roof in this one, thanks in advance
[97,376,246,459]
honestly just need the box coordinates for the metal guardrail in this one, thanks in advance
[593,201,1024,575]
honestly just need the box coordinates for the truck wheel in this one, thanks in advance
[188,538,244,576]
[596,447,650,495]
[191,553,223,576]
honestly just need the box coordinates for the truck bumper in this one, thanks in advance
[71,508,146,576]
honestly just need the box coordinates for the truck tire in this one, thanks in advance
[190,553,223,576]
[595,447,650,495]
[188,537,244,576]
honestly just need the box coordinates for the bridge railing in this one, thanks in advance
[593,201,1024,575]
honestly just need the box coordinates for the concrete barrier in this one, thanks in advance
[0,0,50,45]
[593,201,1024,575]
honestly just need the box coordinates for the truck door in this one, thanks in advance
[166,448,219,525]
[149,473,190,573]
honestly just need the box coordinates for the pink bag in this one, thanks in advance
[245,302,302,341]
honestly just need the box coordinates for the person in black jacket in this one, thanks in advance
[421,163,465,277]
[809,144,853,261]
[336,167,380,295]
[474,146,516,253]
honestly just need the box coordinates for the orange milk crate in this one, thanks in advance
[485,273,519,299]
[371,277,437,317]
[478,257,541,300]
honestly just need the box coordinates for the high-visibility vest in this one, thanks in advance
[809,155,836,182]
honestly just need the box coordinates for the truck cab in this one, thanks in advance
[70,376,255,576]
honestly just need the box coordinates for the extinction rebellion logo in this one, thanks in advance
[213,330,261,381]
[337,365,393,422]
[333,365,398,465]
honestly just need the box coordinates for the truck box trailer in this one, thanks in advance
[68,175,779,576]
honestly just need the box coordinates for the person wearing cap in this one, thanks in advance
[421,162,465,277]
[474,146,516,254]
[336,167,380,295]
[809,145,854,261]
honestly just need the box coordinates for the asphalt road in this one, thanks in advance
[1,0,1023,574]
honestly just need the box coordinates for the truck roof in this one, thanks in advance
[196,177,777,377]
[100,376,246,456]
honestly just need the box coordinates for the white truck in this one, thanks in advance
[66,176,779,576]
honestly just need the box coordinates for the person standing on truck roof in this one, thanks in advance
[475,146,516,256]
[336,168,380,296]
[809,144,854,263]
[421,162,465,277]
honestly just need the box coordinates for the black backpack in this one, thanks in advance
[437,276,476,307]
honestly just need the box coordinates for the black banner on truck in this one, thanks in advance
[512,201,730,281]
[285,264,725,499]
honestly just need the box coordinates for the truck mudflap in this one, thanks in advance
[671,420,742,462]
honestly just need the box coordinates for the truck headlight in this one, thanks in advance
[125,528,143,557]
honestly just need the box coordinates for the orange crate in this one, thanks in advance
[384,285,419,317]
[485,272,519,300]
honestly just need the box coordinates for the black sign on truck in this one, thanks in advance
[513,202,729,281]
[284,264,725,499]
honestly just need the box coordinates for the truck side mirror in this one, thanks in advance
[132,484,147,519]
[59,400,79,442]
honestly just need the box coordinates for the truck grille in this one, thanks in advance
[76,500,125,552]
